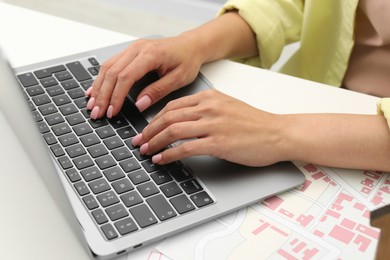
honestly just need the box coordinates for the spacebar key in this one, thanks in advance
[66,61,92,82]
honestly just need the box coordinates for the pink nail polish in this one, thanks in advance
[107,105,113,118]
[152,154,162,164]
[140,143,148,154]
[90,106,100,119]
[135,95,152,112]
[132,134,142,146]
[86,97,95,110]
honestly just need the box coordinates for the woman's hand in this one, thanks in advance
[86,36,204,119]
[133,89,286,167]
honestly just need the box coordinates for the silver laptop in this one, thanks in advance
[0,41,305,259]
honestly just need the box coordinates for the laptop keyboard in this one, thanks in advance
[17,57,214,240]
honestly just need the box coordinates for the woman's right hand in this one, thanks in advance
[86,35,204,119]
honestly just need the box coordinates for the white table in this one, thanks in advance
[0,3,381,260]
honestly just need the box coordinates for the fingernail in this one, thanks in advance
[140,143,148,154]
[86,97,95,110]
[85,87,93,96]
[152,154,162,164]
[90,106,100,119]
[132,134,142,146]
[135,95,152,112]
[106,105,113,118]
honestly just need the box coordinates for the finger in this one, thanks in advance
[135,66,197,112]
[107,52,161,117]
[141,106,202,144]
[145,120,208,155]
[152,138,212,164]
[148,91,201,125]
[91,52,139,118]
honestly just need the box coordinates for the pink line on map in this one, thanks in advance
[356,224,380,239]
[252,223,270,235]
[290,238,298,245]
[340,218,356,230]
[361,186,371,194]
[297,214,314,227]
[271,226,289,237]
[372,195,383,205]
[379,186,390,193]
[354,234,372,252]
[277,249,298,260]
[364,171,381,180]
[323,177,330,183]
[293,242,306,253]
[329,225,354,244]
[363,210,370,219]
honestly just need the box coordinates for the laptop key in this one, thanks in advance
[59,103,78,116]
[96,154,116,170]
[142,159,162,173]
[91,209,108,224]
[66,112,85,126]
[32,111,43,122]
[88,57,100,66]
[58,133,78,147]
[17,72,39,87]
[119,158,141,173]
[150,170,173,185]
[190,191,214,208]
[80,133,100,147]
[74,97,88,109]
[65,143,86,158]
[61,79,78,90]
[82,194,99,210]
[52,122,72,136]
[103,166,125,182]
[34,65,66,79]
[103,136,123,150]
[109,115,129,129]
[111,147,132,161]
[58,156,73,170]
[45,113,64,126]
[25,85,44,97]
[66,61,92,82]
[52,94,71,106]
[128,169,150,185]
[68,87,85,99]
[73,123,93,136]
[96,125,115,139]
[105,204,128,221]
[43,132,57,145]
[32,94,51,106]
[88,178,110,194]
[50,143,65,157]
[170,194,196,214]
[117,126,136,139]
[147,194,177,221]
[74,181,90,196]
[80,166,102,182]
[160,182,183,198]
[46,85,65,97]
[39,103,58,116]
[89,118,108,129]
[54,70,73,81]
[65,168,81,182]
[97,191,119,207]
[87,143,108,158]
[129,204,158,228]
[137,181,159,198]
[37,121,50,134]
[114,217,138,235]
[73,154,94,170]
[40,76,58,88]
[80,79,93,90]
[101,224,118,240]
[120,191,143,207]
[112,178,133,194]
[180,179,203,195]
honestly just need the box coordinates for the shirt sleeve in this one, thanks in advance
[377,98,390,129]
[218,0,304,69]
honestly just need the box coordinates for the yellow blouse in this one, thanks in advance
[218,0,390,125]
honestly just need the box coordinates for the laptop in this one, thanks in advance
[0,40,305,259]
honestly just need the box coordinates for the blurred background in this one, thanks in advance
[2,0,225,37]
[2,0,298,70]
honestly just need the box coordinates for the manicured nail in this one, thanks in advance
[106,105,113,118]
[152,154,162,164]
[135,95,152,112]
[132,134,142,146]
[85,87,93,96]
[140,143,148,154]
[86,97,95,110]
[90,106,100,119]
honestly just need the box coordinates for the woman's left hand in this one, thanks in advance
[133,89,286,167]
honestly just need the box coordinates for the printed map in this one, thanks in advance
[131,162,390,259]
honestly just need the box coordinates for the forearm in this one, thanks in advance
[279,114,390,171]
[179,11,258,64]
